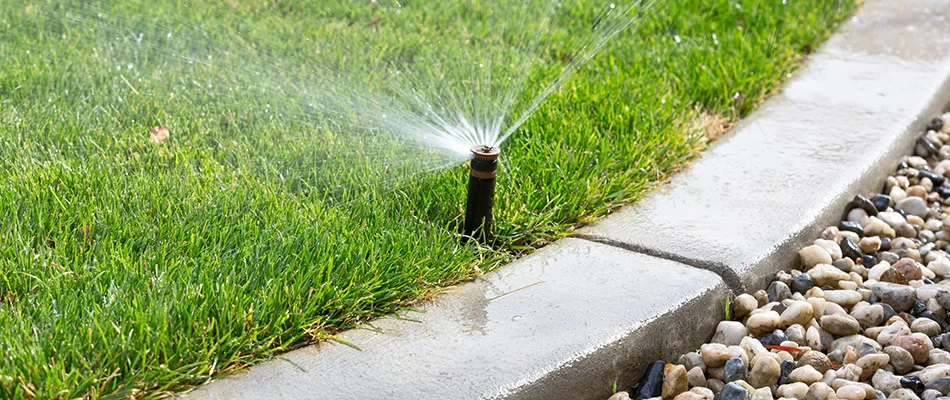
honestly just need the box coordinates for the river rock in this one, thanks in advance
[679,352,705,372]
[873,369,903,396]
[891,388,923,400]
[851,304,885,328]
[801,245,834,269]
[702,343,732,368]
[830,334,882,355]
[806,382,836,400]
[873,282,918,312]
[895,258,925,281]
[925,377,950,395]
[777,382,809,399]
[768,281,793,302]
[719,382,749,400]
[824,290,863,308]
[734,294,758,319]
[688,366,707,388]
[886,345,917,374]
[780,359,796,385]
[723,357,747,383]
[781,301,814,328]
[747,311,781,336]
[610,391,632,400]
[857,353,890,380]
[792,273,816,294]
[897,197,929,218]
[892,334,934,364]
[634,361,665,399]
[931,349,950,365]
[713,321,749,346]
[798,350,834,374]
[749,355,780,388]
[912,318,942,337]
[663,364,689,399]
[836,384,867,400]
[919,364,950,384]
[878,321,912,346]
[691,387,715,400]
[790,365,823,385]
[751,387,772,400]
[902,376,927,395]
[821,314,862,336]
[809,264,851,287]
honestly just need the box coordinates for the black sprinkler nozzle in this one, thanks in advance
[464,145,500,242]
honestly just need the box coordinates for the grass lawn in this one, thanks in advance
[1,0,854,398]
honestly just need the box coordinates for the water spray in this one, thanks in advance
[464,145,501,242]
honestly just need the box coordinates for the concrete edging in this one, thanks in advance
[182,1,950,399]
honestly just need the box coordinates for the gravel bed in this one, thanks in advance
[610,112,950,400]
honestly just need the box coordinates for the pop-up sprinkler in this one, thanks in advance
[464,145,500,242]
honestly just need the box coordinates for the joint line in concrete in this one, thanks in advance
[573,233,746,295]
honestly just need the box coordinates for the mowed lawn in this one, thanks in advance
[0,0,854,398]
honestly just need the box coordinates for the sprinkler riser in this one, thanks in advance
[464,145,500,242]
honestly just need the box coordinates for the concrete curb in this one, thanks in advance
[183,1,950,399]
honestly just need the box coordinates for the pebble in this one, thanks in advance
[919,364,950,383]
[836,385,867,400]
[768,281,793,302]
[801,245,834,269]
[713,321,749,346]
[723,357,747,383]
[923,389,942,400]
[810,264,852,287]
[662,364,688,399]
[866,217,897,238]
[777,382,810,399]
[719,382,749,400]
[806,382,837,400]
[751,387,772,400]
[830,334,882,355]
[634,361,665,399]
[873,369,903,396]
[691,387,715,400]
[885,345,917,374]
[872,195,892,211]
[609,392,632,400]
[903,376,927,395]
[925,377,950,395]
[824,290,863,308]
[891,334,934,364]
[792,273,816,294]
[688,366,707,388]
[857,353,891,380]
[798,350,834,374]
[781,301,814,328]
[748,355,780,388]
[873,282,918,312]
[701,343,732,368]
[821,314,862,336]
[790,365,823,385]
[891,388,924,400]
[897,197,930,218]
[733,294,758,318]
[679,352,705,372]
[851,304,885,328]
[747,311,782,336]
[877,321,911,346]
[912,317,942,337]
[780,359,796,385]
[895,258,925,281]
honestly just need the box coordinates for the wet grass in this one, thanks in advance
[0,0,855,398]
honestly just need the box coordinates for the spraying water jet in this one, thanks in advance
[464,145,501,242]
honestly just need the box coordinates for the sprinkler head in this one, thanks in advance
[464,145,500,242]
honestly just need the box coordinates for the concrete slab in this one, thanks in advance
[182,239,728,400]
[580,0,950,292]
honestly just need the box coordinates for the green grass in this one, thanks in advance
[1,0,854,398]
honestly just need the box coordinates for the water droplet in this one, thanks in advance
[712,33,719,45]
[609,3,615,9]
[673,35,681,43]
[167,32,172,38]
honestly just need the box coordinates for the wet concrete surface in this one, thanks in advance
[181,239,727,400]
